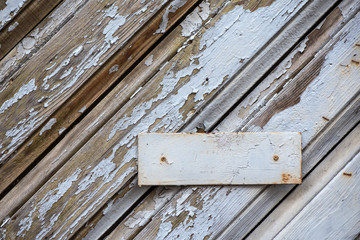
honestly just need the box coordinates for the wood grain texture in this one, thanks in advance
[0,0,169,164]
[0,0,314,238]
[0,0,212,224]
[130,6,360,240]
[0,0,87,84]
[138,132,302,185]
[0,0,200,197]
[275,151,360,239]
[0,0,62,60]
[248,123,360,239]
[0,0,32,31]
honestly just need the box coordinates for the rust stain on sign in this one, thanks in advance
[138,132,302,186]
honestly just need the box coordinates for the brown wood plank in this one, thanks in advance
[0,0,32,31]
[0,0,201,197]
[0,0,209,222]
[0,0,63,60]
[0,0,87,84]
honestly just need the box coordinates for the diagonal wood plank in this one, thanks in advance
[275,150,360,239]
[103,0,357,238]
[0,0,87,83]
[0,0,170,166]
[0,0,203,197]
[0,0,316,239]
[0,0,32,32]
[0,0,214,223]
[248,123,360,239]
[130,4,360,240]
[0,0,63,60]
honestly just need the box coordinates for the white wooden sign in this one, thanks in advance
[137,132,301,186]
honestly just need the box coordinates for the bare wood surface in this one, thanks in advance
[0,0,315,239]
[0,0,208,224]
[0,0,200,196]
[130,6,360,239]
[0,0,63,60]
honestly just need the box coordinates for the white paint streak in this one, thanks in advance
[144,55,153,66]
[180,1,210,37]
[37,169,82,222]
[78,106,87,113]
[109,64,119,74]
[7,21,18,32]
[0,78,37,114]
[0,0,27,29]
[39,118,56,136]
[58,127,66,135]
[155,0,187,34]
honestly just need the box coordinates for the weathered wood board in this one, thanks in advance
[138,133,302,185]
[0,0,359,239]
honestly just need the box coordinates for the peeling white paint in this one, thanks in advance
[2,108,43,162]
[39,118,57,136]
[108,64,119,74]
[17,204,36,237]
[0,0,27,30]
[37,169,82,222]
[180,1,210,37]
[53,165,136,240]
[8,21,19,32]
[144,54,153,66]
[78,106,87,113]
[57,127,66,135]
[60,67,73,80]
[124,187,177,229]
[102,4,127,44]
[155,0,187,34]
[257,14,360,145]
[0,78,37,114]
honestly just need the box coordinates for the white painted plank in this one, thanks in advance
[133,5,360,239]
[275,151,360,240]
[248,124,360,239]
[138,132,301,185]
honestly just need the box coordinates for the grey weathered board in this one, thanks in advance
[0,0,359,239]
[138,132,302,185]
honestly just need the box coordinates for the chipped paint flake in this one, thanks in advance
[0,0,27,29]
[39,118,57,136]
[8,21,19,32]
[109,64,119,74]
[180,1,210,37]
[58,127,66,135]
[145,55,153,66]
[78,106,87,113]
[0,78,37,114]
[155,0,187,34]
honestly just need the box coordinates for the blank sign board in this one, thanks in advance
[137,132,302,186]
